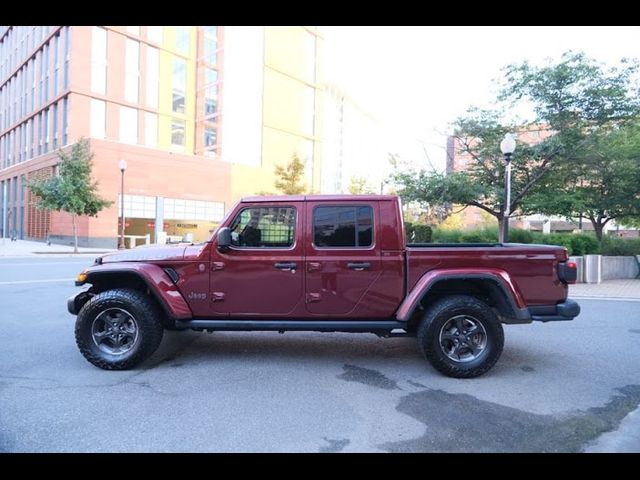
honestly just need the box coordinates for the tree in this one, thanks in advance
[501,52,640,240]
[393,109,549,239]
[347,176,375,194]
[393,52,640,241]
[274,154,307,195]
[527,123,640,239]
[28,138,112,252]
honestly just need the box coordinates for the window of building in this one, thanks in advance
[42,108,50,153]
[203,26,217,65]
[53,33,59,97]
[30,57,35,112]
[303,139,314,186]
[204,124,217,156]
[63,26,70,90]
[62,96,68,145]
[313,206,373,248]
[172,57,186,113]
[145,46,159,108]
[8,130,13,164]
[90,99,106,139]
[305,32,316,83]
[91,26,107,95]
[124,39,139,103]
[121,194,156,219]
[22,66,27,117]
[171,118,185,148]
[37,112,42,155]
[175,26,191,55]
[17,125,22,162]
[119,106,138,144]
[163,198,224,221]
[52,102,58,149]
[304,86,315,136]
[37,51,44,107]
[144,112,157,147]
[26,118,32,159]
[43,42,49,102]
[204,68,218,119]
[147,26,163,44]
[229,207,296,248]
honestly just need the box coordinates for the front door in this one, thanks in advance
[305,202,381,315]
[209,203,303,316]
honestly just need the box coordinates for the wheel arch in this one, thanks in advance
[396,269,530,329]
[81,264,192,321]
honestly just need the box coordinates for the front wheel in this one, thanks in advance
[75,288,164,370]
[417,295,504,378]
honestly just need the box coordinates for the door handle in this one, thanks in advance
[307,262,322,272]
[348,262,370,271]
[274,262,297,270]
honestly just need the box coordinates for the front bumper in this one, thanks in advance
[528,298,580,322]
[67,285,93,315]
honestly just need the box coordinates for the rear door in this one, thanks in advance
[304,201,381,315]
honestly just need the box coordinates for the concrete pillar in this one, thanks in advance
[569,256,584,283]
[1,181,7,240]
[154,196,164,244]
[584,254,602,284]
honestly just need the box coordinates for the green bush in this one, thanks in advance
[460,231,487,242]
[479,226,499,242]
[542,233,573,253]
[600,236,640,256]
[569,234,600,256]
[525,232,598,255]
[461,227,498,243]
[430,226,604,254]
[508,228,534,244]
[432,228,463,243]
[405,222,433,243]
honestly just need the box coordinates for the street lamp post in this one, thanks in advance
[118,159,128,249]
[500,133,516,243]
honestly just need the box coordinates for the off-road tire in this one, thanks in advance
[75,288,164,370]
[417,295,504,378]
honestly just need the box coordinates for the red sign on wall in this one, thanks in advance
[146,222,169,228]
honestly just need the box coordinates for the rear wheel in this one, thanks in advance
[417,295,504,378]
[75,288,164,370]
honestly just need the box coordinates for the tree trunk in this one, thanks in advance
[72,213,78,253]
[498,215,506,243]
[591,220,605,242]
[590,217,611,242]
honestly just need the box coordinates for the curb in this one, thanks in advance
[571,296,640,302]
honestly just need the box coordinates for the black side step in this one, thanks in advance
[174,319,406,333]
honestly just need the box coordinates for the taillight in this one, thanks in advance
[558,261,578,284]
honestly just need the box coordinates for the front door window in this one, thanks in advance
[229,206,296,248]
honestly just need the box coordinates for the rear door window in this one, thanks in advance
[313,205,373,248]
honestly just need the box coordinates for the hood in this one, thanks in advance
[99,243,189,263]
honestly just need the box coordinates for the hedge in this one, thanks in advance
[405,223,433,243]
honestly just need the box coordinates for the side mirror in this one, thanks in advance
[217,227,231,253]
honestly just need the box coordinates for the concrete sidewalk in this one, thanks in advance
[0,238,115,257]
[570,279,640,300]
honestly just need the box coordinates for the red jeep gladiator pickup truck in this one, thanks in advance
[69,195,579,378]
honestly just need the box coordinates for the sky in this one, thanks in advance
[322,26,640,170]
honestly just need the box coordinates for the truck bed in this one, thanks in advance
[405,243,568,306]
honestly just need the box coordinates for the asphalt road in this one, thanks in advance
[1,257,639,452]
